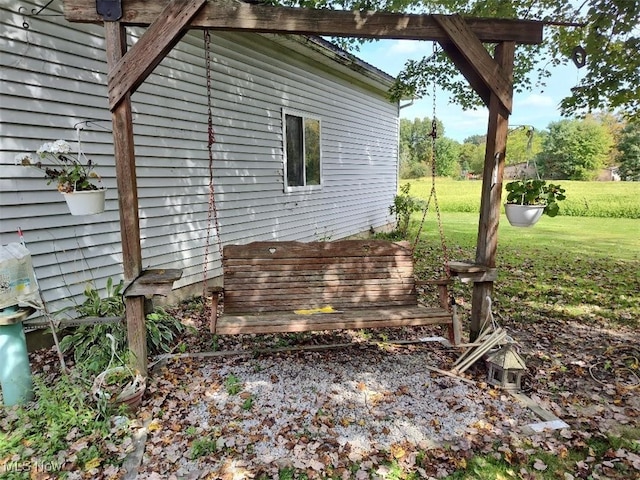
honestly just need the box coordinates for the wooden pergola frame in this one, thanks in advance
[63,0,544,375]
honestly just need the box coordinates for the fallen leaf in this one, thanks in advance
[84,457,102,470]
[147,420,162,432]
[533,459,547,471]
[390,444,406,459]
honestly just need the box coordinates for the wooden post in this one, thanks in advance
[470,41,515,341]
[104,22,147,376]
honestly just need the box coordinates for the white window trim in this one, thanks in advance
[282,108,323,193]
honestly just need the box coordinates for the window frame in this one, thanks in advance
[282,108,322,193]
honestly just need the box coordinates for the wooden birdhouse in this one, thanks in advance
[485,344,526,392]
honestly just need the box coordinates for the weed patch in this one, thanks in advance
[0,373,133,477]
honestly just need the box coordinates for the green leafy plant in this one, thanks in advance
[388,183,425,238]
[190,437,217,459]
[60,279,186,374]
[59,279,126,374]
[75,277,125,317]
[145,306,186,355]
[241,395,254,411]
[16,139,102,192]
[224,374,242,395]
[0,373,129,474]
[505,179,567,217]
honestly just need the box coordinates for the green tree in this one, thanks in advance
[411,117,434,164]
[505,127,542,166]
[434,136,461,177]
[399,117,446,178]
[463,134,486,146]
[617,121,640,181]
[539,118,613,180]
[591,112,626,167]
[276,0,639,119]
[459,142,484,175]
[399,118,413,154]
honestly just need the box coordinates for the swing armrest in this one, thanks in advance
[208,286,224,333]
[415,279,452,310]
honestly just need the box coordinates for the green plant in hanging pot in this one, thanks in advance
[504,179,566,227]
[16,139,106,215]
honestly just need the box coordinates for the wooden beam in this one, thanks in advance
[104,21,147,376]
[470,42,515,341]
[434,15,512,112]
[107,0,206,110]
[64,1,544,44]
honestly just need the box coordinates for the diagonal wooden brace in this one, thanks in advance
[107,0,206,111]
[434,14,513,113]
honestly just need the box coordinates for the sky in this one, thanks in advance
[355,39,582,143]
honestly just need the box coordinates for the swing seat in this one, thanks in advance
[210,240,460,344]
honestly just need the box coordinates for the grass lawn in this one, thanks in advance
[414,212,639,331]
[404,177,640,218]
[408,176,640,331]
[417,212,639,261]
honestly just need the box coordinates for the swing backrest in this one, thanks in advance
[222,240,417,314]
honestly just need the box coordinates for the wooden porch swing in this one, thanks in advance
[211,240,457,338]
[203,38,460,343]
[63,0,545,374]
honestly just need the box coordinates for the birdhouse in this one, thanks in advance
[485,344,526,392]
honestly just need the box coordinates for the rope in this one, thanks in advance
[202,29,224,300]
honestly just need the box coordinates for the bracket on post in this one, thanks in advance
[96,0,122,21]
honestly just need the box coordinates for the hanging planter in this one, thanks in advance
[91,366,146,412]
[16,133,106,216]
[62,188,106,215]
[504,179,567,228]
[90,335,146,413]
[504,203,545,227]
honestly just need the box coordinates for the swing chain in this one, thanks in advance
[202,29,224,300]
[429,118,437,139]
[429,83,450,279]
[412,42,450,279]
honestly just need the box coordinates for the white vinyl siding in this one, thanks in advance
[1,1,399,316]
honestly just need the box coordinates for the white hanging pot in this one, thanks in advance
[504,203,545,227]
[61,189,106,215]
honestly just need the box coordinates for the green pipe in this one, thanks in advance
[0,322,34,406]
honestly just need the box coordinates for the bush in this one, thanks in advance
[389,183,425,239]
[59,279,127,374]
[145,307,186,356]
[59,279,186,374]
[400,161,429,179]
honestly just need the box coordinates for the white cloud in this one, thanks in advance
[517,93,556,108]
[387,40,431,56]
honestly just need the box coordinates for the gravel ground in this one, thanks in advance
[137,344,538,478]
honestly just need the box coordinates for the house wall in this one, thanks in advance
[0,1,399,317]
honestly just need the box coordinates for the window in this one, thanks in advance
[283,110,321,190]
